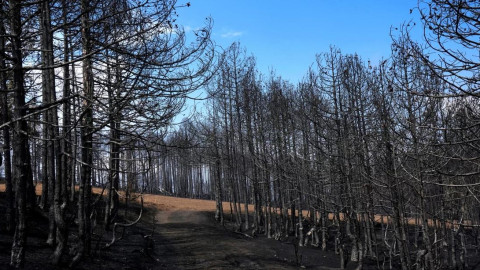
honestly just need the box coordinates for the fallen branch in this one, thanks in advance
[105,196,144,248]
[234,231,253,238]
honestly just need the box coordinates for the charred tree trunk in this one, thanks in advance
[40,0,58,247]
[212,116,224,225]
[0,1,14,234]
[52,0,72,264]
[244,83,261,233]
[383,109,411,270]
[104,51,121,230]
[72,0,94,265]
[9,0,34,267]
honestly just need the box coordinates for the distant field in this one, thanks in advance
[0,183,230,212]
[0,183,470,228]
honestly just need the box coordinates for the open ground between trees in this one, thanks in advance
[1,0,480,269]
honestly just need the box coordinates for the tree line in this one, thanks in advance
[0,0,479,269]
[157,1,480,269]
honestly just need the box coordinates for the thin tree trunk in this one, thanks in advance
[52,1,71,264]
[72,0,94,265]
[105,52,120,230]
[40,0,58,247]
[213,116,224,224]
[70,50,79,203]
[0,1,14,233]
[9,0,34,267]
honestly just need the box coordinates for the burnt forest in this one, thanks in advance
[1,1,480,269]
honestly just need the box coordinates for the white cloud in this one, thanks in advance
[221,31,243,38]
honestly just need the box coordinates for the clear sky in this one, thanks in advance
[177,0,422,84]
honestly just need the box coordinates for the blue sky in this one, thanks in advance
[177,1,422,84]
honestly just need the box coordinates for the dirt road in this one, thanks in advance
[142,210,353,270]
[0,183,354,269]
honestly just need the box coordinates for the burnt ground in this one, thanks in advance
[140,210,355,270]
[2,187,480,269]
[0,189,357,270]
[0,209,355,270]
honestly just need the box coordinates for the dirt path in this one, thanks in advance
[0,184,355,269]
[147,210,354,270]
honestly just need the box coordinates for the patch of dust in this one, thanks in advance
[155,211,211,225]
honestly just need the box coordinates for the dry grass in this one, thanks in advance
[0,183,473,228]
[0,183,227,212]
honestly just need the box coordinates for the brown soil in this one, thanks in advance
[0,184,357,269]
[0,183,470,228]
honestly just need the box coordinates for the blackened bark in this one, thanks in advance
[52,0,72,264]
[0,1,14,234]
[213,117,224,225]
[9,0,34,267]
[40,0,57,247]
[105,54,120,230]
[72,0,94,265]
[381,102,411,270]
